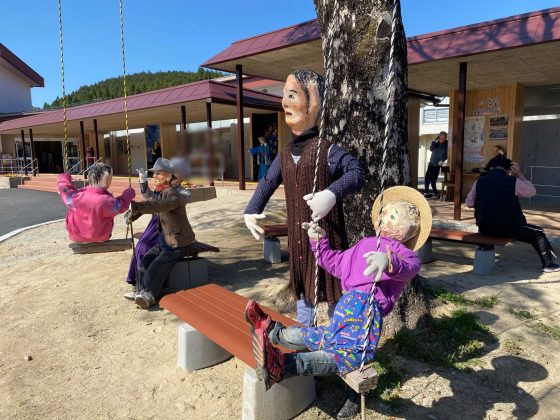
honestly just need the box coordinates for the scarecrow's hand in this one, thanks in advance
[136,168,148,183]
[303,190,336,222]
[363,251,389,283]
[302,222,326,240]
[244,213,266,240]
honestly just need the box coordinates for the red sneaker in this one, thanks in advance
[252,328,284,390]
[244,300,272,334]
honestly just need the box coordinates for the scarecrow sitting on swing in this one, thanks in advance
[245,186,431,418]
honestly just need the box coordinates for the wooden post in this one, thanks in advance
[236,64,246,190]
[93,119,100,159]
[20,129,28,175]
[181,105,187,131]
[80,120,87,173]
[206,99,215,186]
[453,62,467,220]
[29,129,36,176]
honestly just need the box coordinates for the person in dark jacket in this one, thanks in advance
[127,158,196,308]
[466,156,558,272]
[424,131,448,198]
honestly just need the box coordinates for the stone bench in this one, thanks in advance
[160,284,315,420]
[262,224,288,264]
[418,228,514,275]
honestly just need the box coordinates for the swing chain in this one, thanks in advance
[57,0,69,173]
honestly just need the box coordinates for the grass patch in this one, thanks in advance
[370,357,405,409]
[385,308,497,371]
[502,337,524,355]
[425,285,499,308]
[509,308,539,321]
[533,322,560,342]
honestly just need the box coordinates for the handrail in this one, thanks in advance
[526,165,560,204]
[79,157,103,175]
[67,158,83,174]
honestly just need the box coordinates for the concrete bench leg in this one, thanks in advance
[417,238,434,264]
[177,322,232,371]
[263,237,281,264]
[242,368,316,420]
[167,258,208,292]
[473,246,495,275]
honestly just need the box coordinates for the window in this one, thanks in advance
[422,107,449,124]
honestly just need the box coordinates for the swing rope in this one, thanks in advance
[57,0,69,173]
[119,0,132,187]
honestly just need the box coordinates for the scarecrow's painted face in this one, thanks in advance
[282,75,320,135]
[153,170,172,186]
[376,200,420,243]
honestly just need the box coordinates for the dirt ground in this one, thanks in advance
[1,190,560,419]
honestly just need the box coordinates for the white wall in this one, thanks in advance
[0,64,33,112]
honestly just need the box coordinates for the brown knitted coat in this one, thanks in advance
[280,137,348,304]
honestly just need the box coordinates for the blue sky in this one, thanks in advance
[1,0,558,107]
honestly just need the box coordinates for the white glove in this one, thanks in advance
[244,213,266,240]
[363,251,389,282]
[302,222,326,240]
[438,161,443,166]
[303,189,336,222]
[123,209,132,225]
[137,168,148,183]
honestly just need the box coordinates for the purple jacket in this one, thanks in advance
[311,236,421,317]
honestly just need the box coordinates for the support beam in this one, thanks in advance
[20,129,28,175]
[206,99,215,186]
[453,62,467,220]
[236,64,246,190]
[93,119,100,159]
[79,120,87,174]
[29,129,36,176]
[181,105,187,131]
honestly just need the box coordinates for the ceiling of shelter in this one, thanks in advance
[207,40,560,97]
[1,102,274,137]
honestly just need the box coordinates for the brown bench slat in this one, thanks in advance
[430,228,513,247]
[160,284,298,368]
[262,224,289,237]
[69,238,131,254]
[131,234,220,255]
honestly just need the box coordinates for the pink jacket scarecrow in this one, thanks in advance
[57,173,135,242]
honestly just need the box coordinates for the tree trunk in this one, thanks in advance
[314,0,430,336]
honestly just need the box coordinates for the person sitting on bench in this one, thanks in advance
[127,158,195,308]
[124,156,192,299]
[465,155,559,273]
[57,162,135,243]
[245,188,429,419]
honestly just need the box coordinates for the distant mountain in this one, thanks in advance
[43,69,224,109]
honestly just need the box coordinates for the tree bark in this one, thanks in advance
[314,0,430,336]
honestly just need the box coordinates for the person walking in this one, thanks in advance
[424,131,448,198]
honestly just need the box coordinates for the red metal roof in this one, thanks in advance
[202,7,560,68]
[0,44,44,87]
[0,80,282,132]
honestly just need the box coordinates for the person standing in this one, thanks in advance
[244,69,364,326]
[424,131,448,198]
[250,137,272,180]
[466,156,559,273]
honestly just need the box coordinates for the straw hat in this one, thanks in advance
[371,186,432,251]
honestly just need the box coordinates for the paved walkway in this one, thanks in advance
[0,189,66,237]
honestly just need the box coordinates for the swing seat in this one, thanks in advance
[69,238,131,254]
[344,365,378,394]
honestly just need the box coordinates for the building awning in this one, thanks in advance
[0,43,44,87]
[202,7,560,96]
[0,80,282,136]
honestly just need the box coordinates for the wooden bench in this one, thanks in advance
[419,228,514,275]
[69,238,131,254]
[262,224,288,264]
[160,284,316,420]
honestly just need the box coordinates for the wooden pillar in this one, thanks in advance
[235,64,246,190]
[79,120,87,172]
[206,99,215,186]
[453,62,467,220]
[407,99,420,189]
[20,129,28,175]
[181,105,187,131]
[93,119,100,158]
[29,129,36,176]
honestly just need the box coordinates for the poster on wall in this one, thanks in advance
[489,127,508,139]
[489,115,509,126]
[463,116,485,163]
